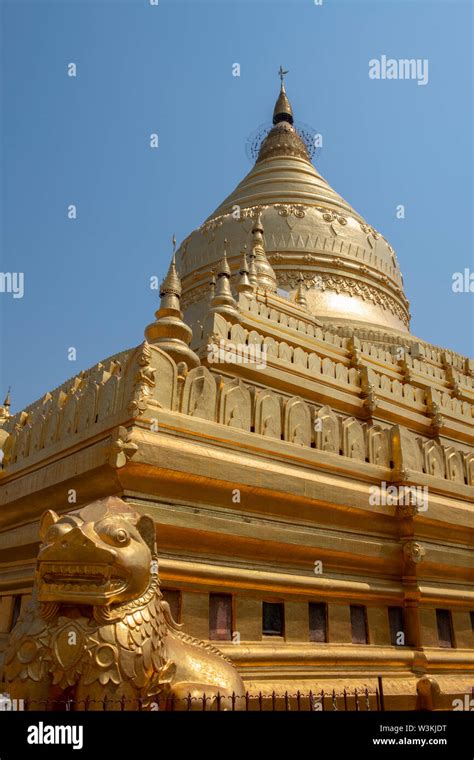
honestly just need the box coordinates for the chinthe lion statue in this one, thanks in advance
[1,497,245,710]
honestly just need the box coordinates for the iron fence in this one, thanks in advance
[12,686,383,712]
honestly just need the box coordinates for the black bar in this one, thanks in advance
[0,710,471,758]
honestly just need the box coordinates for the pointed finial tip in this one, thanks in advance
[253,211,264,232]
[273,69,293,125]
[172,234,176,251]
[218,251,231,277]
[160,252,181,297]
[278,65,289,86]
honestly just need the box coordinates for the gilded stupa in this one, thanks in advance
[180,72,408,335]
[0,72,472,710]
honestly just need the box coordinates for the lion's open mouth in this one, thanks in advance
[39,563,128,595]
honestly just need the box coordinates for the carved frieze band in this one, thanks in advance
[1,357,472,489]
[0,342,177,471]
[196,203,401,274]
[181,267,408,324]
[1,329,471,484]
[276,270,409,326]
[177,365,472,486]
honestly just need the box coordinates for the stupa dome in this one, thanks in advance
[177,76,410,333]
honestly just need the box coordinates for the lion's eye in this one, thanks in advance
[97,523,130,546]
[115,529,128,544]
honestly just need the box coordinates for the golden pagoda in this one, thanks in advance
[0,72,473,710]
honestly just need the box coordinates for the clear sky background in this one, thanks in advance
[1,0,472,413]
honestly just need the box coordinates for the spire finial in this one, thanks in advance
[237,246,254,297]
[256,69,309,162]
[0,387,11,422]
[172,234,176,253]
[240,246,249,274]
[160,254,181,298]
[278,65,289,87]
[210,244,240,318]
[273,69,293,125]
[218,239,231,277]
[250,212,277,293]
[295,272,309,309]
[144,250,200,369]
[254,211,264,232]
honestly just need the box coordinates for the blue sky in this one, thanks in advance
[1,0,472,412]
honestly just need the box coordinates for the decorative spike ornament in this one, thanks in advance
[210,242,240,319]
[273,66,293,125]
[248,250,258,287]
[144,241,200,369]
[295,272,309,309]
[236,246,254,296]
[3,389,11,412]
[251,213,277,293]
[0,388,11,425]
[208,270,216,303]
[218,244,232,277]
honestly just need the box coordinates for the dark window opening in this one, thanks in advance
[350,605,368,644]
[388,606,405,646]
[209,593,232,641]
[309,602,327,643]
[436,609,454,648]
[162,588,181,624]
[262,602,284,636]
[470,611,474,633]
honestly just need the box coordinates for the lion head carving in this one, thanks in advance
[37,497,156,608]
